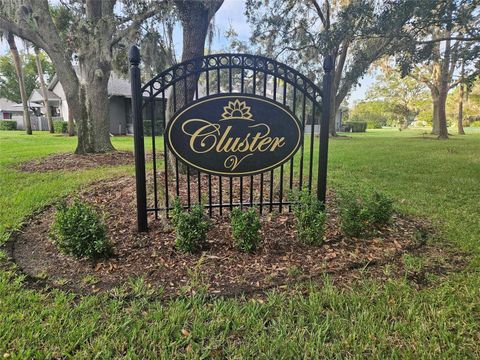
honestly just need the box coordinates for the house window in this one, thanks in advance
[50,107,61,117]
[3,112,12,120]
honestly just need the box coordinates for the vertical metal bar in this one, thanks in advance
[161,89,169,217]
[219,176,223,215]
[317,55,334,206]
[253,64,257,95]
[259,174,264,213]
[129,45,147,232]
[298,93,307,191]
[260,65,267,213]
[249,175,254,207]
[208,174,212,216]
[241,59,245,93]
[217,65,221,214]
[229,58,233,211]
[150,98,159,219]
[184,75,191,208]
[279,79,287,212]
[197,170,201,204]
[187,167,191,208]
[289,85,297,211]
[206,68,210,96]
[270,68,277,212]
[240,176,243,209]
[229,177,233,210]
[229,59,233,92]
[308,100,316,193]
[173,83,179,197]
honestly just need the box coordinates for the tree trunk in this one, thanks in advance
[437,89,449,139]
[457,83,465,135]
[74,63,114,154]
[168,0,223,172]
[67,105,75,136]
[34,47,53,133]
[458,62,465,135]
[431,88,440,134]
[7,33,31,134]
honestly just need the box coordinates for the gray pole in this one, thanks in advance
[317,54,334,206]
[129,45,148,232]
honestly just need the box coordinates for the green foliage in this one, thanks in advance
[470,121,480,127]
[349,100,390,128]
[367,192,395,225]
[0,120,17,131]
[171,199,210,253]
[345,121,367,133]
[292,190,327,245]
[0,52,54,104]
[339,191,394,238]
[230,207,261,252]
[52,119,67,133]
[50,199,111,259]
[338,193,371,237]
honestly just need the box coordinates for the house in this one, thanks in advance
[0,97,30,129]
[29,72,134,135]
[304,105,348,134]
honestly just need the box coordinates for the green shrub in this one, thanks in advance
[0,120,17,130]
[338,193,371,237]
[292,190,327,245]
[339,191,395,237]
[50,199,111,259]
[367,192,394,225]
[171,199,210,253]
[345,121,367,132]
[52,119,67,133]
[231,207,261,252]
[470,120,480,127]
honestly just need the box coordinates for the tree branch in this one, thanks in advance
[308,0,327,28]
[0,15,47,50]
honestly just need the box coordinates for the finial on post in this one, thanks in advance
[323,54,334,73]
[129,45,140,66]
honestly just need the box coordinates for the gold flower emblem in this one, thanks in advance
[220,99,253,121]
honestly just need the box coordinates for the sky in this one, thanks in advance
[0,0,374,103]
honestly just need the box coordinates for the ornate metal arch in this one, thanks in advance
[129,46,333,232]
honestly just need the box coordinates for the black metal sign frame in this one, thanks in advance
[129,47,333,232]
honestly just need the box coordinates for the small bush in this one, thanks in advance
[50,199,111,259]
[0,120,17,131]
[52,119,67,133]
[231,207,261,252]
[367,192,394,225]
[171,199,210,253]
[292,190,326,245]
[338,193,371,237]
[345,121,367,132]
[339,191,395,237]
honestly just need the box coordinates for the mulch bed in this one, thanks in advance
[16,151,143,172]
[4,175,467,299]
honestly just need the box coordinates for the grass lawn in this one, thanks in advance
[0,129,479,358]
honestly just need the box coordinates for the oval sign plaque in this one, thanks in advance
[165,94,303,176]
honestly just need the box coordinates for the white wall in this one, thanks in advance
[52,81,69,121]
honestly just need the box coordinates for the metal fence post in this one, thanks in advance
[317,54,334,207]
[129,45,148,232]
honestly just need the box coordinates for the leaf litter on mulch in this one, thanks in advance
[4,174,468,299]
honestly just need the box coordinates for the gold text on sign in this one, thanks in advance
[181,120,285,170]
